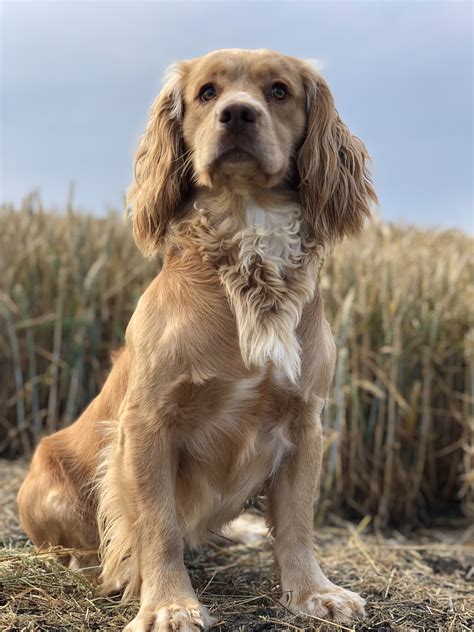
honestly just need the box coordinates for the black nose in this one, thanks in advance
[219,103,257,133]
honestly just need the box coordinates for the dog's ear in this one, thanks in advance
[127,64,190,257]
[297,64,377,245]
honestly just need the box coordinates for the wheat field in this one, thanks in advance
[1,194,473,527]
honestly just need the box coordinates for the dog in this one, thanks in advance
[17,48,376,630]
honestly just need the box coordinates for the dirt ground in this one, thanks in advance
[1,460,473,631]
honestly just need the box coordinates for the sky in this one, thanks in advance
[1,0,473,232]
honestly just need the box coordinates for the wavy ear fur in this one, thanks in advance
[297,65,377,245]
[127,64,189,257]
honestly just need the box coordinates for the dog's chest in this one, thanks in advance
[218,203,316,384]
[177,371,294,545]
[182,373,291,468]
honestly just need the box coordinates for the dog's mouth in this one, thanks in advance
[213,141,264,176]
[218,146,256,164]
[204,133,286,187]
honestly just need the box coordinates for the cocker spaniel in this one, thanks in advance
[18,48,376,630]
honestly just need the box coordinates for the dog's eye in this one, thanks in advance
[199,84,217,102]
[271,83,288,100]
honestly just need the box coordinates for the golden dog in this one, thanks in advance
[18,49,376,630]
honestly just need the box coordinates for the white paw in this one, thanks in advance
[282,585,366,623]
[124,602,213,631]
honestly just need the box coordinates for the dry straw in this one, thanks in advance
[1,195,473,527]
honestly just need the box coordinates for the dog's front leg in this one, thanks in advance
[268,397,366,624]
[115,405,212,632]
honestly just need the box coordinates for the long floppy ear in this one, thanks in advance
[127,64,189,257]
[297,65,377,245]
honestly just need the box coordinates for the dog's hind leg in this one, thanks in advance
[17,433,101,581]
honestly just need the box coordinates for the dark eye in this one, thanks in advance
[271,83,287,100]
[199,84,217,102]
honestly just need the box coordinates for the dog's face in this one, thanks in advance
[179,49,307,188]
[128,48,376,257]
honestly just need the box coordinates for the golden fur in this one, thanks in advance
[18,49,376,630]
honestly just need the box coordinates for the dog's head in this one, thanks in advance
[128,49,376,256]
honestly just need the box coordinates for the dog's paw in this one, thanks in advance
[282,585,366,624]
[97,576,128,596]
[124,602,213,631]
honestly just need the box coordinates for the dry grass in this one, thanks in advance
[1,461,473,631]
[0,195,473,527]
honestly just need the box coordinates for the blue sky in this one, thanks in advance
[1,1,473,231]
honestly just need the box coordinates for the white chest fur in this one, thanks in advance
[219,202,316,384]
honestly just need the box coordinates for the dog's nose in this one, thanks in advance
[219,103,257,133]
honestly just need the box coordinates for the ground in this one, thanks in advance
[1,460,473,631]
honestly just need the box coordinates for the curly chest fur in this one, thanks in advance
[173,200,321,384]
[218,203,319,383]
